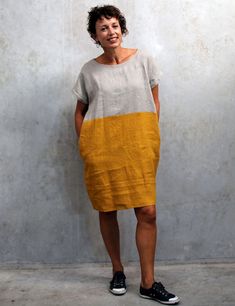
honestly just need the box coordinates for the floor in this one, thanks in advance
[0,261,234,306]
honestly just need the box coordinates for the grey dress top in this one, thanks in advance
[72,48,161,122]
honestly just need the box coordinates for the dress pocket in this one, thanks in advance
[155,115,161,141]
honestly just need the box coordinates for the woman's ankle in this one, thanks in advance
[112,264,124,275]
[140,277,155,289]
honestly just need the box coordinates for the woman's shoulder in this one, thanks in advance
[76,58,97,77]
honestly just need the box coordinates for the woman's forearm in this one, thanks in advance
[75,113,84,138]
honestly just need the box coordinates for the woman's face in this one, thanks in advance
[94,16,122,49]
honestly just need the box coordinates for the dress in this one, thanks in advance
[72,49,161,212]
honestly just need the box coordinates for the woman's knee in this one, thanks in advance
[134,205,157,224]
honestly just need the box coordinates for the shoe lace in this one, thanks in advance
[112,272,125,286]
[153,282,170,297]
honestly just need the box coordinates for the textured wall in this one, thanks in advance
[0,0,234,264]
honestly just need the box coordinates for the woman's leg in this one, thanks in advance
[99,210,124,275]
[134,205,157,288]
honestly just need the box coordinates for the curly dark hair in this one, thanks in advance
[87,5,129,46]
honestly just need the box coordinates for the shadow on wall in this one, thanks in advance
[50,96,109,262]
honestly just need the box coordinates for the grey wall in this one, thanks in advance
[0,0,234,265]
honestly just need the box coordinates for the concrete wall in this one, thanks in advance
[0,0,234,264]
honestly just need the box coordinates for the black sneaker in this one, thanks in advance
[139,281,180,304]
[109,271,127,295]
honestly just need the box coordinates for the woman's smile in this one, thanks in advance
[108,37,118,42]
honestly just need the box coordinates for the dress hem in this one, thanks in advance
[92,202,157,213]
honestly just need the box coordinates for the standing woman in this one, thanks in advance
[73,5,180,305]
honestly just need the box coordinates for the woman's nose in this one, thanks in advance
[108,26,115,34]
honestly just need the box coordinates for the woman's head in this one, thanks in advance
[87,5,129,47]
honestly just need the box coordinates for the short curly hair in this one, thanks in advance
[87,5,129,46]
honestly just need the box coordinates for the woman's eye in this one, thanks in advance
[101,25,118,31]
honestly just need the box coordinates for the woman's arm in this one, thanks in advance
[74,100,88,138]
[151,85,160,120]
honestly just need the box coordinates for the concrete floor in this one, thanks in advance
[0,261,234,306]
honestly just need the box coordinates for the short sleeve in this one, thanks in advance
[72,70,89,104]
[148,55,160,88]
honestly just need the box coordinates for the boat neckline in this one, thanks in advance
[92,49,139,67]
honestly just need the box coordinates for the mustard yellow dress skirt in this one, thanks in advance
[78,111,160,212]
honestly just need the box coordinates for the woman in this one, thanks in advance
[73,5,180,305]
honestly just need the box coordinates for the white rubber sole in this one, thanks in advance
[139,293,180,304]
[109,287,127,295]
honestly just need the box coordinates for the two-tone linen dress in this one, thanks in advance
[73,49,161,212]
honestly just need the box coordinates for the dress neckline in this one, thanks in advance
[92,49,139,68]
